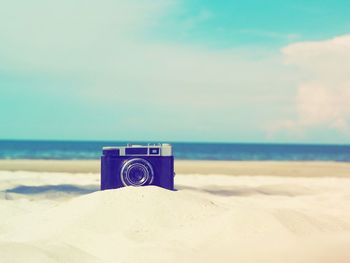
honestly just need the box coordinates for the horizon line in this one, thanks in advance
[0,138,349,147]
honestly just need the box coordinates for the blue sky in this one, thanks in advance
[156,0,350,47]
[1,0,350,143]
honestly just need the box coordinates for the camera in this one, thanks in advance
[101,143,175,190]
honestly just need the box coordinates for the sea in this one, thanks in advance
[0,140,349,162]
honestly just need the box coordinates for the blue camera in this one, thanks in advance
[101,144,175,190]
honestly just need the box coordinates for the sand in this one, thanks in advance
[0,161,350,262]
[1,159,350,176]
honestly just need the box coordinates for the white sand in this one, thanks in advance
[0,171,350,262]
[1,160,350,177]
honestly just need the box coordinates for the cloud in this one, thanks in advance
[0,0,295,140]
[0,3,291,100]
[269,35,350,137]
[239,29,300,41]
[0,0,174,73]
[181,8,214,29]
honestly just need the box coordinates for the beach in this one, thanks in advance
[2,0,350,261]
[0,160,350,262]
[1,159,350,176]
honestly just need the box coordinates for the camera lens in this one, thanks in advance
[121,158,154,186]
[128,165,148,185]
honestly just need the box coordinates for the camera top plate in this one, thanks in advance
[102,143,172,157]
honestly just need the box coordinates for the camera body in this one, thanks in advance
[101,143,174,190]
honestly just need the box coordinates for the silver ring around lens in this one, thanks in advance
[125,163,149,185]
[120,158,154,187]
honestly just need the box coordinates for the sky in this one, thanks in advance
[1,0,350,143]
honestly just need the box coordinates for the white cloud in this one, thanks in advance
[0,0,296,140]
[239,29,300,41]
[182,8,214,29]
[0,0,174,73]
[0,1,292,106]
[270,35,350,137]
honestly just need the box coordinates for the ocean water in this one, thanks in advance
[0,140,349,161]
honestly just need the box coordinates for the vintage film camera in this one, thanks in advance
[101,144,174,190]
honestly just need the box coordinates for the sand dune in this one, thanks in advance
[0,171,350,262]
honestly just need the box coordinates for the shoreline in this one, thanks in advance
[0,159,349,177]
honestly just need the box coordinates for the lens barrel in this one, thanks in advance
[120,158,154,186]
